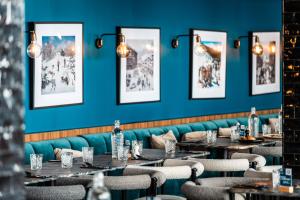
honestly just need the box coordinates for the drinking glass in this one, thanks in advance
[207,130,217,144]
[211,130,217,143]
[61,152,73,168]
[137,140,143,154]
[30,154,43,170]
[164,139,176,154]
[82,147,94,164]
[230,127,239,142]
[262,124,270,136]
[117,146,129,161]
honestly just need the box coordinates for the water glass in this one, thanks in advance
[117,146,129,161]
[137,140,143,154]
[164,139,176,154]
[230,127,240,142]
[207,130,217,144]
[82,147,94,164]
[61,152,73,168]
[30,154,43,170]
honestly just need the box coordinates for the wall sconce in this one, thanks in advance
[171,34,206,55]
[234,35,263,56]
[95,33,130,58]
[26,31,42,58]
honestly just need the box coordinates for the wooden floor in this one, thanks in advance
[25,108,279,142]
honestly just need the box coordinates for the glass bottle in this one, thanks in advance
[240,125,245,137]
[111,120,123,159]
[87,172,111,200]
[248,107,259,137]
[278,105,283,134]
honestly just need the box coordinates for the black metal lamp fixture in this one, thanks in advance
[234,35,264,56]
[171,34,206,55]
[95,33,130,58]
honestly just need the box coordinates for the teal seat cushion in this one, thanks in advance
[176,125,193,136]
[161,126,180,140]
[226,118,239,127]
[133,129,151,148]
[123,130,137,142]
[189,123,206,131]
[148,127,165,136]
[49,138,72,149]
[236,118,248,126]
[30,141,56,162]
[81,133,109,154]
[67,137,89,151]
[260,114,278,125]
[212,119,229,128]
[202,121,218,130]
[24,143,35,164]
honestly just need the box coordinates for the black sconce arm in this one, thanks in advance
[172,34,201,48]
[95,33,125,49]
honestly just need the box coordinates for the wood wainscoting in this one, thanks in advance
[25,109,279,142]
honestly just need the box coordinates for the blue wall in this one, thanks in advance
[25,0,282,133]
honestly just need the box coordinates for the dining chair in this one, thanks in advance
[123,159,204,199]
[251,145,282,165]
[181,177,269,200]
[230,152,267,168]
[55,169,166,200]
[25,185,86,200]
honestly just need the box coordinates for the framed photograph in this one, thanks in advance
[117,27,160,104]
[31,22,83,108]
[190,29,227,99]
[251,31,280,95]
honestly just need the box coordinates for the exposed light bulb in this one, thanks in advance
[193,35,206,56]
[252,36,263,56]
[26,31,42,58]
[269,41,276,54]
[116,35,130,58]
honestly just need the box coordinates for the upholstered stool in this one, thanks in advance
[252,146,282,165]
[257,165,282,172]
[181,177,269,200]
[25,185,86,200]
[244,168,272,179]
[230,152,266,168]
[135,194,186,200]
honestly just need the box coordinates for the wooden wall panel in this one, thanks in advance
[25,109,279,142]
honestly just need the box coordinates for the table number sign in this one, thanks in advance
[279,168,293,193]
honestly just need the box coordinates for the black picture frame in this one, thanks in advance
[29,22,84,109]
[189,28,227,100]
[116,26,161,105]
[250,31,281,96]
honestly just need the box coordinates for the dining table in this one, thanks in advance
[24,148,210,186]
[177,136,279,159]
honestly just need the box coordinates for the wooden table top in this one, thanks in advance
[177,137,277,150]
[24,149,209,185]
[230,185,300,198]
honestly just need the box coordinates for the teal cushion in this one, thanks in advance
[260,114,278,125]
[49,138,71,149]
[148,128,165,136]
[202,121,218,130]
[81,133,109,154]
[226,118,239,127]
[30,141,56,162]
[176,125,193,136]
[133,129,151,148]
[67,137,89,151]
[161,126,180,140]
[236,118,248,126]
[123,130,137,142]
[24,143,35,165]
[212,119,229,128]
[189,123,206,131]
